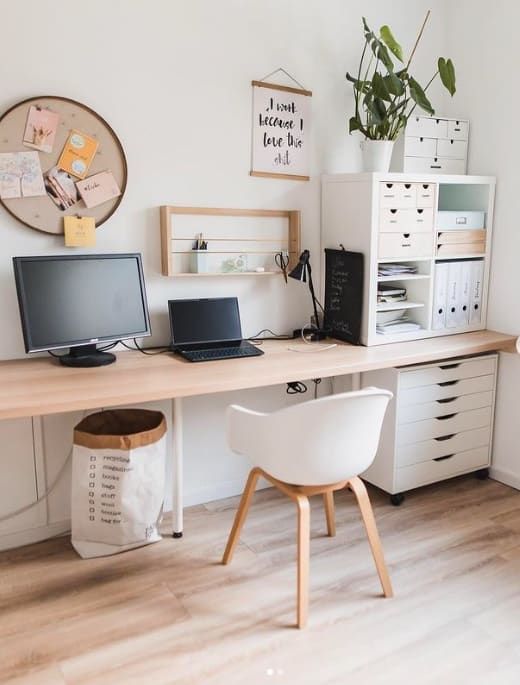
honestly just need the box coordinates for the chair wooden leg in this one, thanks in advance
[222,468,260,565]
[348,476,393,598]
[323,491,336,537]
[295,494,310,628]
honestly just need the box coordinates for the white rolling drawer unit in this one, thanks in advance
[361,353,497,505]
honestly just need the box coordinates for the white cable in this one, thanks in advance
[0,410,89,523]
[0,447,73,523]
[287,323,337,352]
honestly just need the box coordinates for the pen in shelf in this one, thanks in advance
[193,232,208,250]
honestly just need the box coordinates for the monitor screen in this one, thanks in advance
[168,298,242,345]
[13,254,151,353]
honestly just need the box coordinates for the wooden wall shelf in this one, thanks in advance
[160,205,301,277]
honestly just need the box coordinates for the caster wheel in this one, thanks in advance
[172,531,183,538]
[390,493,405,506]
[475,468,489,480]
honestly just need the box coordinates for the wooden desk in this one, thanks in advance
[0,330,515,536]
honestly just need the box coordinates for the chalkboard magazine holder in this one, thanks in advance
[323,248,364,345]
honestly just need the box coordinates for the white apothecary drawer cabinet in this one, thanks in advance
[361,353,497,504]
[321,173,495,346]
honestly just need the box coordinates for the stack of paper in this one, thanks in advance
[377,285,407,303]
[378,263,418,277]
[376,312,422,335]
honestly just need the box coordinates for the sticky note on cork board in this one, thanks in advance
[64,216,96,247]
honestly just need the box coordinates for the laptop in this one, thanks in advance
[168,297,264,362]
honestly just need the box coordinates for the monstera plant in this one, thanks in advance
[347,12,456,170]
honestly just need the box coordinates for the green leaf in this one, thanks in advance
[346,72,370,93]
[438,57,456,96]
[362,16,374,40]
[372,72,392,101]
[367,97,387,126]
[376,43,394,72]
[380,25,403,62]
[349,116,361,133]
[409,77,435,115]
[384,72,404,96]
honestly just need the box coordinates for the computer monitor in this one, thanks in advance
[13,253,151,367]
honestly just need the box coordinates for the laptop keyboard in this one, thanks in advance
[182,345,262,362]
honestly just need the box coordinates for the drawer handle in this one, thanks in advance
[436,413,457,421]
[404,183,412,189]
[402,233,411,239]
[434,434,456,442]
[440,363,460,370]
[433,454,455,462]
[438,380,459,387]
[436,397,457,404]
[390,208,398,214]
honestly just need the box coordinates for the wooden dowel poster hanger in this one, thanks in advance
[250,70,312,181]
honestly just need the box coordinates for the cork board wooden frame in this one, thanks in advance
[0,95,127,234]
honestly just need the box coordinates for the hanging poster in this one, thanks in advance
[250,80,311,181]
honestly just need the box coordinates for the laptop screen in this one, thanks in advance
[168,297,242,346]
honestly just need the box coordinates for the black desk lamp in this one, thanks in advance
[288,250,327,340]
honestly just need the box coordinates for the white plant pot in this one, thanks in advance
[360,139,394,172]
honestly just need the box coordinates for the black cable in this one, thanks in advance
[248,328,293,341]
[99,341,119,351]
[286,381,308,395]
[120,339,170,355]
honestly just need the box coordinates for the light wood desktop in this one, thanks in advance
[0,330,515,536]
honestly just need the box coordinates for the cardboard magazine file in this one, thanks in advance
[71,409,167,559]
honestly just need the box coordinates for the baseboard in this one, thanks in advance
[0,520,70,552]
[1,481,272,550]
[490,466,520,491]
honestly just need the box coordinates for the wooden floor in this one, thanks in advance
[1,476,520,685]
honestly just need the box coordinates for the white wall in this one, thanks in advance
[444,0,520,488]
[0,0,449,540]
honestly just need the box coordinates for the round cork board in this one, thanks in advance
[0,95,127,234]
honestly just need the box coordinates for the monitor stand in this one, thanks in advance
[58,344,116,368]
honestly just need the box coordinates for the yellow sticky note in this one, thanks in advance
[64,216,96,247]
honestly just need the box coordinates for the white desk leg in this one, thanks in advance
[172,397,184,538]
[351,372,361,391]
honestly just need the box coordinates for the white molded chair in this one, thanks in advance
[222,387,394,628]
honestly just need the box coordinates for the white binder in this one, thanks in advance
[469,260,484,324]
[457,261,472,326]
[432,262,449,329]
[445,261,461,328]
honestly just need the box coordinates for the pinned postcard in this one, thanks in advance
[0,151,46,199]
[44,166,80,210]
[64,215,96,247]
[23,105,60,154]
[58,129,98,179]
[76,170,121,209]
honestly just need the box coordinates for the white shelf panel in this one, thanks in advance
[377,274,430,282]
[378,257,433,264]
[435,254,486,261]
[376,302,425,312]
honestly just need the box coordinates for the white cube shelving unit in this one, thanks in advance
[321,172,495,346]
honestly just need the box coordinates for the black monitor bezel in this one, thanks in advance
[13,253,151,354]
